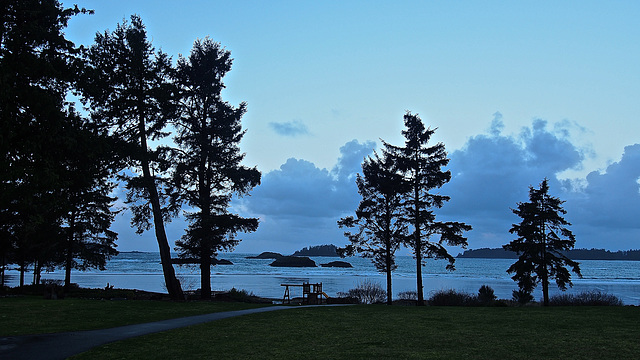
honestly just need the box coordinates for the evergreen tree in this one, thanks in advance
[172,38,260,299]
[0,0,94,287]
[384,112,472,305]
[504,178,581,306]
[82,15,184,300]
[338,152,409,305]
[59,115,121,290]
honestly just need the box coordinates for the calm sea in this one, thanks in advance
[4,252,640,305]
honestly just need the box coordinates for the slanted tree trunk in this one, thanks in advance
[144,164,184,301]
[139,122,183,301]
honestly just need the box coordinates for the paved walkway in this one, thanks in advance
[0,305,320,360]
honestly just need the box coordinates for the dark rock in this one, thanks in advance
[246,252,283,259]
[320,261,352,268]
[269,256,316,267]
[214,259,233,265]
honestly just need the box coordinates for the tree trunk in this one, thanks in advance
[385,240,392,305]
[415,237,424,305]
[64,211,75,291]
[386,267,393,305]
[200,247,212,299]
[1,254,5,287]
[138,116,184,301]
[141,155,183,300]
[19,260,24,288]
[414,180,425,306]
[146,174,184,301]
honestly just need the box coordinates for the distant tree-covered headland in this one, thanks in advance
[457,248,640,261]
[292,245,339,257]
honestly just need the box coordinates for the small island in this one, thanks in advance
[320,261,352,268]
[246,252,283,259]
[269,256,317,267]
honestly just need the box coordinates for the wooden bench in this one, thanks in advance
[281,282,329,304]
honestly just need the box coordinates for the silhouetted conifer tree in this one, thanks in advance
[383,112,471,305]
[172,38,260,299]
[82,15,184,299]
[338,152,409,305]
[504,178,581,306]
[0,0,98,287]
[59,115,121,291]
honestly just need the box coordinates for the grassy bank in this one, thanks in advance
[71,305,639,360]
[0,296,266,336]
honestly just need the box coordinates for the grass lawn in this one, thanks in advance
[0,296,266,336]
[70,305,640,360]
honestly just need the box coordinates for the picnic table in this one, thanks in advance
[281,282,329,304]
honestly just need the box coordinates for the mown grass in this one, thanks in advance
[0,296,266,336]
[71,305,640,360]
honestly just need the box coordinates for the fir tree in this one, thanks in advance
[172,38,260,299]
[338,152,409,305]
[504,178,581,306]
[383,112,471,305]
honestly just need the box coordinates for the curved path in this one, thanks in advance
[0,305,334,360]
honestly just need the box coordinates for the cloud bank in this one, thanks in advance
[237,117,640,253]
[234,139,376,253]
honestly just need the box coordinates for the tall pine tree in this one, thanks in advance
[338,152,409,305]
[172,38,260,299]
[384,112,471,305]
[82,15,184,300]
[504,178,581,306]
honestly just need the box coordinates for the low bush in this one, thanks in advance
[549,290,623,306]
[337,279,386,304]
[396,290,417,301]
[428,289,476,306]
[225,288,257,303]
[512,289,534,305]
[477,285,497,304]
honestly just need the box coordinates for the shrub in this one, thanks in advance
[477,285,497,304]
[428,289,477,306]
[226,287,256,302]
[337,279,386,304]
[512,289,534,305]
[397,290,418,301]
[549,290,623,306]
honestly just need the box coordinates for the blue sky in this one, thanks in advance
[63,1,640,253]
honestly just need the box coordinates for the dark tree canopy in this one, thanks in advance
[0,0,119,287]
[383,112,472,305]
[172,38,260,299]
[82,15,183,299]
[504,178,581,306]
[338,151,409,305]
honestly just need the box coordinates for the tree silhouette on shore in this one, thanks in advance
[504,178,581,306]
[171,38,260,299]
[82,15,184,300]
[383,112,471,305]
[338,151,409,305]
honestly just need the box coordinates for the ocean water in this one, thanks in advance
[4,252,640,305]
